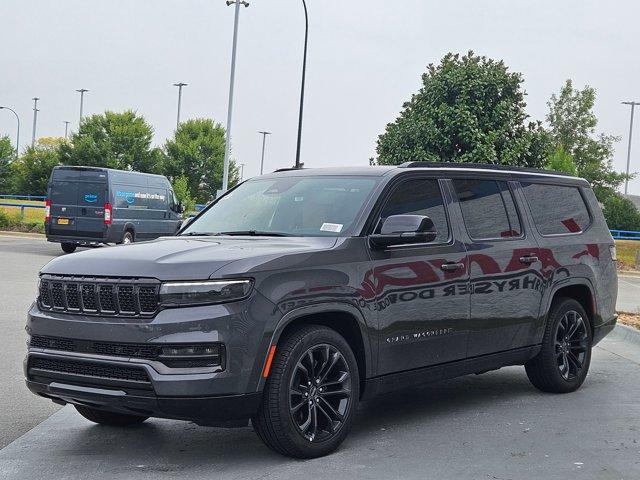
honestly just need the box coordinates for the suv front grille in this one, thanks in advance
[29,357,150,384]
[38,275,159,317]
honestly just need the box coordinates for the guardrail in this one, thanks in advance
[0,194,46,201]
[0,202,45,220]
[610,229,640,240]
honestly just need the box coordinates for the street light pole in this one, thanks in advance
[173,82,188,129]
[76,89,89,127]
[221,0,249,195]
[64,121,70,139]
[258,131,271,175]
[31,97,39,148]
[239,163,245,181]
[0,106,20,157]
[623,101,640,195]
[294,0,309,169]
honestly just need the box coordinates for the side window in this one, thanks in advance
[521,183,591,235]
[379,179,450,243]
[452,179,522,240]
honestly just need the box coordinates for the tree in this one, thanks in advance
[375,51,551,167]
[172,175,195,213]
[164,119,238,203]
[602,194,640,231]
[0,135,14,193]
[546,145,578,176]
[546,80,626,198]
[11,138,62,195]
[59,110,164,174]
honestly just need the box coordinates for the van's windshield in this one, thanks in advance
[181,176,378,237]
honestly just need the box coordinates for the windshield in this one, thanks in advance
[182,176,378,237]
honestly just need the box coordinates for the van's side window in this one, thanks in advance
[521,183,591,235]
[379,179,449,243]
[452,179,522,240]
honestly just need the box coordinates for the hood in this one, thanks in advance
[41,236,338,281]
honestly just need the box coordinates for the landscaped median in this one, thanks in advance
[0,200,45,234]
[618,312,640,330]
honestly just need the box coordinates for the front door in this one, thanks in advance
[367,177,470,375]
[450,178,544,357]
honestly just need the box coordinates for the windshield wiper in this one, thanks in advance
[218,230,294,237]
[180,232,221,237]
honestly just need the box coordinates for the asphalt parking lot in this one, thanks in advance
[1,234,639,479]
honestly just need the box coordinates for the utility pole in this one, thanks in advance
[258,131,271,175]
[239,163,245,181]
[31,97,39,148]
[221,0,249,196]
[64,121,70,139]
[76,88,89,127]
[0,106,20,157]
[173,82,188,129]
[294,0,309,169]
[623,101,640,195]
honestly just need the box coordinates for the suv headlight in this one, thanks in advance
[159,279,253,307]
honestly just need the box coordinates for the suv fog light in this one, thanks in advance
[159,344,226,369]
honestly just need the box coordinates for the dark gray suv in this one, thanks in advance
[25,163,618,458]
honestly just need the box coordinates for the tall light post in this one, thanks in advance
[0,106,20,157]
[239,163,245,181]
[76,88,89,127]
[63,121,70,139]
[623,101,640,195]
[221,0,249,196]
[258,131,271,174]
[173,82,188,129]
[31,97,39,148]
[294,0,309,169]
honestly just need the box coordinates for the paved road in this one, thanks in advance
[1,234,639,479]
[617,275,640,313]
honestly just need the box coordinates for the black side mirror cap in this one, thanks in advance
[369,214,437,249]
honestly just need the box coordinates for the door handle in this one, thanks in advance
[440,262,465,271]
[519,255,539,264]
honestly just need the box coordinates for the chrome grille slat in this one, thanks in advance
[37,276,159,317]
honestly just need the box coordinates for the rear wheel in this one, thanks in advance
[252,325,359,458]
[525,297,592,393]
[121,230,134,244]
[74,405,148,426]
[61,242,77,254]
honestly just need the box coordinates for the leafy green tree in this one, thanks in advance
[59,110,164,173]
[602,194,640,231]
[11,138,62,195]
[164,119,238,203]
[172,175,195,213]
[375,51,551,167]
[546,80,626,198]
[546,145,578,176]
[0,135,14,193]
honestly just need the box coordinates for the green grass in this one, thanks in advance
[0,204,45,223]
[615,240,640,270]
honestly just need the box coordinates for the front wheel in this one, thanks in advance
[75,405,148,426]
[61,242,77,254]
[525,297,592,393]
[252,325,359,458]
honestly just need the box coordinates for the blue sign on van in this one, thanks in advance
[84,194,98,203]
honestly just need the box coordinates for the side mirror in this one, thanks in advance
[177,203,185,214]
[369,214,437,249]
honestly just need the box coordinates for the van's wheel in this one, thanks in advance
[121,230,134,244]
[252,325,359,458]
[74,405,148,426]
[525,297,592,393]
[61,242,77,254]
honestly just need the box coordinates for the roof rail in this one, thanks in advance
[398,161,568,176]
[273,167,305,173]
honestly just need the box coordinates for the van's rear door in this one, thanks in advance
[75,171,108,238]
[48,178,79,237]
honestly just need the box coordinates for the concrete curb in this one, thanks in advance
[608,324,640,347]
[618,270,640,279]
[0,231,45,239]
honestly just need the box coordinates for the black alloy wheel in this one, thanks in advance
[555,310,588,381]
[289,344,352,443]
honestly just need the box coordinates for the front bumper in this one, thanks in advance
[24,295,279,425]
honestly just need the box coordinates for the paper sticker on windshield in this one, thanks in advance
[321,223,343,233]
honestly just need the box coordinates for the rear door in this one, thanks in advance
[74,171,108,239]
[450,178,544,357]
[48,178,79,237]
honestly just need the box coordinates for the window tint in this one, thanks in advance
[379,179,449,243]
[521,183,590,235]
[453,179,522,240]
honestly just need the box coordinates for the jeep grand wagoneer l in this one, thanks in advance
[26,163,617,458]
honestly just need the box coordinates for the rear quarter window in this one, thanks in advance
[520,183,591,235]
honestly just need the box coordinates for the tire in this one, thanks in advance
[75,405,148,426]
[121,230,134,245]
[525,297,593,393]
[252,325,360,459]
[61,242,77,254]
